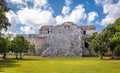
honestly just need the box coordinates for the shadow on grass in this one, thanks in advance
[8,57,42,61]
[0,59,20,69]
[16,58,42,61]
[102,57,120,60]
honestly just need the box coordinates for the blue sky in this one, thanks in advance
[3,0,120,34]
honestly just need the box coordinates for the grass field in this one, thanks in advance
[0,56,120,73]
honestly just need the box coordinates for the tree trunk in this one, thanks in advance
[99,51,103,59]
[3,52,6,59]
[16,53,18,59]
[111,51,115,59]
[20,53,23,59]
[100,53,103,59]
[118,52,120,59]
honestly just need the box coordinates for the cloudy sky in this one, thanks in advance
[3,0,120,34]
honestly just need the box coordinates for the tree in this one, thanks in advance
[10,40,19,59]
[107,18,120,59]
[97,34,108,59]
[0,0,11,59]
[0,0,11,31]
[115,18,120,32]
[89,18,120,59]
[103,24,116,58]
[88,32,98,52]
[109,32,120,58]
[0,32,10,59]
[89,32,107,59]
[11,35,34,59]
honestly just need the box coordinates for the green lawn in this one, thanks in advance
[0,56,120,73]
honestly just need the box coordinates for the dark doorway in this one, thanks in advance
[48,30,51,33]
[83,31,86,35]
[84,42,89,48]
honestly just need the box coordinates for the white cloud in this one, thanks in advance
[7,0,48,9]
[87,11,98,23]
[13,0,54,30]
[100,0,120,25]
[4,10,21,36]
[5,10,20,33]
[5,10,19,25]
[34,0,48,8]
[65,0,72,6]
[1,30,17,37]
[94,0,112,5]
[61,0,72,15]
[56,5,86,24]
[60,0,86,25]
[20,26,35,34]
[5,0,54,34]
[62,6,70,15]
[6,0,23,4]
[94,0,120,26]
[6,0,87,34]
[17,7,55,29]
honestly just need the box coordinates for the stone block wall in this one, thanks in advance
[22,22,96,57]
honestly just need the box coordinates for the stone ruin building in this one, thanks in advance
[23,22,96,57]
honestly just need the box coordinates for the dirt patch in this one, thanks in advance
[0,58,3,60]
[0,71,5,73]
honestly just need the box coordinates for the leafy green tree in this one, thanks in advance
[109,32,120,58]
[107,18,120,59]
[89,18,120,59]
[0,0,11,31]
[11,35,34,59]
[93,22,116,59]
[0,33,10,59]
[10,40,19,59]
[97,34,108,59]
[103,23,116,56]
[88,18,120,60]
[0,0,11,59]
[88,32,98,52]
[89,32,107,59]
[115,18,120,32]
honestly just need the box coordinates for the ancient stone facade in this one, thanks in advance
[23,22,96,57]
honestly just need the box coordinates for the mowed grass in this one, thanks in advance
[0,56,120,73]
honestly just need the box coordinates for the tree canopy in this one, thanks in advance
[10,35,35,59]
[89,18,120,59]
[0,0,10,31]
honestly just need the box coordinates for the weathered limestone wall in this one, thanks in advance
[34,37,46,55]
[86,30,96,37]
[40,25,54,34]
[81,25,96,56]
[22,22,96,57]
[81,25,96,37]
[42,34,83,57]
[23,34,47,55]
[41,23,83,57]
